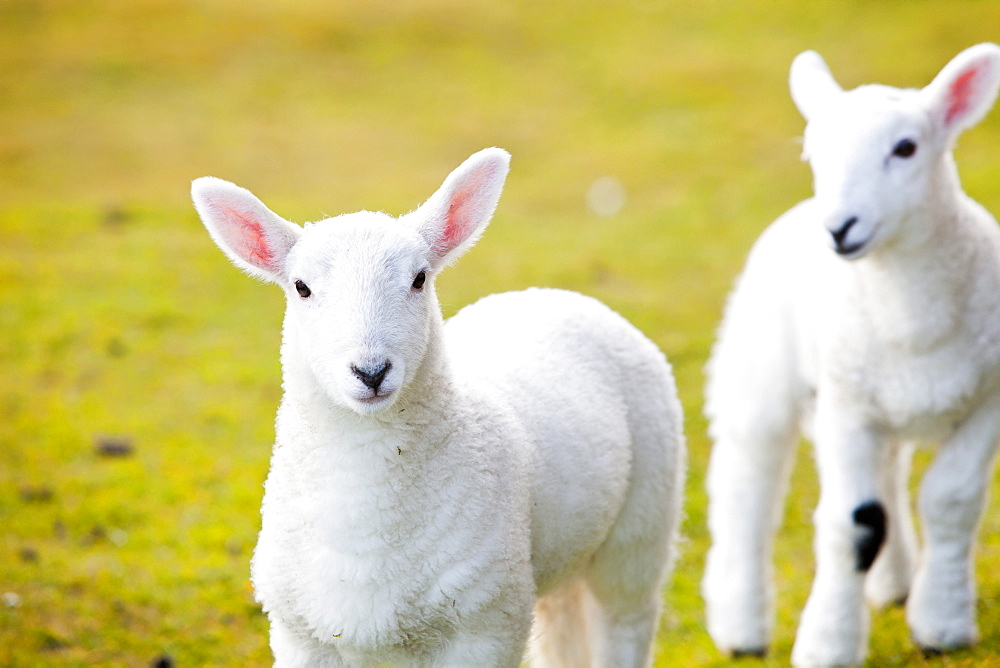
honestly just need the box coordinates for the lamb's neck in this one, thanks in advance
[852,163,976,350]
[260,320,475,565]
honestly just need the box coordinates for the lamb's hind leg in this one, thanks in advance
[702,405,801,656]
[702,264,805,657]
[575,403,683,668]
[582,579,662,668]
[529,579,592,668]
[530,544,665,668]
[908,394,1000,652]
[582,543,667,668]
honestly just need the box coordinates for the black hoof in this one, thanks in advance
[917,638,974,658]
[920,646,944,658]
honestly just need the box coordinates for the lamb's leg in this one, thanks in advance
[702,417,800,656]
[534,576,661,668]
[269,616,345,668]
[530,579,592,668]
[436,612,532,668]
[551,370,681,668]
[702,271,805,658]
[907,395,1000,651]
[436,636,527,668]
[582,585,661,668]
[576,478,676,667]
[792,404,881,667]
[584,533,666,668]
[865,440,919,608]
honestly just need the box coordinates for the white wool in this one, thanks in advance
[702,44,1000,667]
[192,148,685,667]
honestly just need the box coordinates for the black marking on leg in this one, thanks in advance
[852,500,887,572]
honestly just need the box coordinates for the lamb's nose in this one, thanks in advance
[351,362,391,392]
[830,216,858,253]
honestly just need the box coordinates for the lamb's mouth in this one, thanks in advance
[352,390,396,411]
[827,215,872,260]
[834,240,868,259]
[357,393,392,404]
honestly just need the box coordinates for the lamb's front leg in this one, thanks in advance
[907,394,1000,651]
[432,608,531,668]
[865,440,919,609]
[269,616,347,668]
[435,593,534,668]
[792,406,883,667]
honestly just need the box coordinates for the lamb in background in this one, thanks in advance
[192,148,686,667]
[701,43,1000,666]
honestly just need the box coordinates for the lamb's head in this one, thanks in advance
[789,43,1000,260]
[192,147,511,415]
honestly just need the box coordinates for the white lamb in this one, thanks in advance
[701,43,1000,666]
[191,148,685,667]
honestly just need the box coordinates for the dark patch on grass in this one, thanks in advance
[94,435,135,457]
[19,485,54,503]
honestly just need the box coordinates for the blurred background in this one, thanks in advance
[2,1,1000,665]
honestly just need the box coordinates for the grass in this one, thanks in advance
[2,0,1000,665]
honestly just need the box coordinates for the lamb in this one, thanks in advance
[191,148,685,667]
[701,43,1000,666]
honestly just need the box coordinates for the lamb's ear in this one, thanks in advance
[407,147,510,270]
[191,177,301,283]
[789,50,842,122]
[921,43,1000,139]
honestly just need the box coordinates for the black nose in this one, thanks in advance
[831,216,859,254]
[351,362,391,392]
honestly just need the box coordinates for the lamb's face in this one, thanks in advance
[192,147,511,416]
[802,86,938,260]
[790,44,1000,261]
[283,213,438,415]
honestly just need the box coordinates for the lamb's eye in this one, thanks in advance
[892,138,917,158]
[294,280,312,298]
[412,271,426,290]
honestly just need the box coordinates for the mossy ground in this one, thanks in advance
[3,1,1000,665]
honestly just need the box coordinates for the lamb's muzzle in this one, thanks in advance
[351,361,391,392]
[829,215,861,256]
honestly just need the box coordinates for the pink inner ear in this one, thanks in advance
[436,181,480,255]
[441,199,470,250]
[946,66,979,126]
[224,205,275,268]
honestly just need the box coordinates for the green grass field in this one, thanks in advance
[3,1,1000,665]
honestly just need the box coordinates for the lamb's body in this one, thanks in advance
[193,149,684,667]
[702,44,1000,666]
[450,290,681,599]
[711,194,1000,441]
[255,288,682,666]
